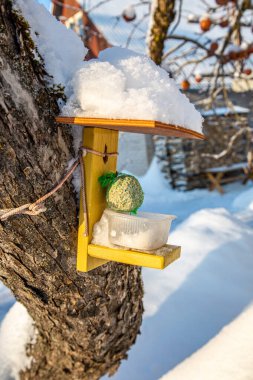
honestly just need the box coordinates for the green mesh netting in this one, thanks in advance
[98,172,144,213]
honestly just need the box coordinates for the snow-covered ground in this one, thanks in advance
[1,158,253,380]
[161,305,253,380]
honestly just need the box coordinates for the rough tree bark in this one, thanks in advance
[0,1,143,379]
[148,0,176,65]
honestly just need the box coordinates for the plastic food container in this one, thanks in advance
[105,209,176,251]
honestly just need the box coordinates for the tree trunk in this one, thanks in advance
[0,2,143,379]
[148,0,176,65]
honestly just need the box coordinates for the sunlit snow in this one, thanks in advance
[63,47,203,133]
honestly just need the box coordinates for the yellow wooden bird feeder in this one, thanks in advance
[56,116,205,272]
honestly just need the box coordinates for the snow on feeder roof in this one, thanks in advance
[60,47,204,137]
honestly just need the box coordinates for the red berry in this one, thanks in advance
[122,7,136,22]
[200,17,212,32]
[228,50,237,60]
[195,74,202,83]
[216,0,228,5]
[209,42,219,56]
[210,42,219,51]
[220,19,229,27]
[181,80,190,90]
[243,68,252,75]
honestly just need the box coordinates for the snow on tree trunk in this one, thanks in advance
[0,303,38,379]
[0,2,143,379]
[148,0,176,65]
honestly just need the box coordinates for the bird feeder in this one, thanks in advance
[56,116,205,272]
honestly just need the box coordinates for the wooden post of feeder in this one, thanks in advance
[77,127,118,272]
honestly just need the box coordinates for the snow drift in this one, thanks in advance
[160,305,253,380]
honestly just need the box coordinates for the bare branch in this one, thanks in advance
[165,34,210,53]
[126,13,149,48]
[202,127,252,160]
[170,0,183,35]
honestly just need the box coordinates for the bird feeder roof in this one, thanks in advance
[56,117,205,140]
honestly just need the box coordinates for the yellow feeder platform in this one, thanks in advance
[56,117,205,272]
